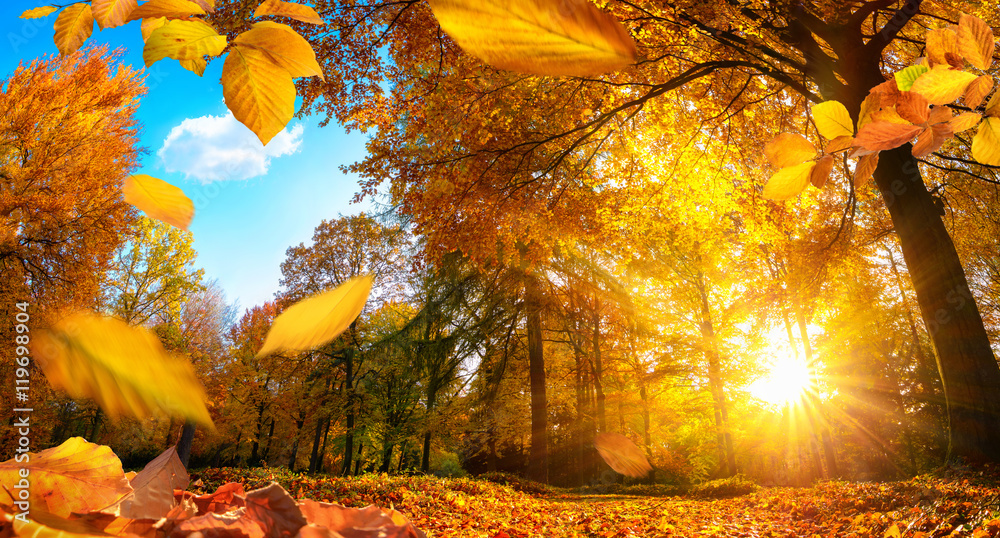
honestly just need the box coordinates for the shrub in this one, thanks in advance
[690,474,759,499]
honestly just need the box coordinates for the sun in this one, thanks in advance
[749,355,814,407]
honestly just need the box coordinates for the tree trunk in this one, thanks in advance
[525,275,548,483]
[342,347,356,476]
[177,421,195,468]
[309,416,327,473]
[592,302,606,433]
[262,417,276,464]
[870,145,1000,464]
[421,380,438,473]
[288,413,305,471]
[379,442,394,473]
[698,278,737,476]
[353,442,364,476]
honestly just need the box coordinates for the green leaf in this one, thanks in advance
[894,65,929,91]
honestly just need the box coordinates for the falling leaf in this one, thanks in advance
[253,0,325,25]
[972,116,1000,165]
[965,75,993,109]
[812,101,854,139]
[763,161,815,200]
[958,14,995,70]
[594,433,653,478]
[909,65,978,105]
[427,0,637,76]
[894,65,929,92]
[30,311,213,427]
[244,483,307,537]
[123,174,195,231]
[810,155,834,188]
[233,22,325,80]
[221,45,296,145]
[926,26,960,67]
[764,133,815,168]
[256,275,373,358]
[950,111,982,132]
[855,121,922,151]
[20,6,59,18]
[854,152,879,186]
[143,19,227,67]
[126,0,206,21]
[92,0,138,30]
[895,91,930,124]
[53,3,95,55]
[102,446,190,519]
[0,437,132,518]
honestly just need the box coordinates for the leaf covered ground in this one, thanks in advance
[195,467,1000,537]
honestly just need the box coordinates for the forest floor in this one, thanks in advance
[195,466,1000,537]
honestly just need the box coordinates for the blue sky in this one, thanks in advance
[1,2,373,312]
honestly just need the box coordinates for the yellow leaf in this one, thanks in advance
[253,0,325,25]
[810,154,834,188]
[593,433,652,478]
[53,3,94,55]
[233,22,325,80]
[857,91,881,131]
[926,27,959,67]
[855,121,922,151]
[140,16,165,41]
[30,311,213,427]
[854,153,879,186]
[958,13,995,70]
[764,133,815,168]
[884,524,902,538]
[763,161,815,201]
[812,100,854,138]
[825,135,855,153]
[7,510,111,538]
[222,45,296,145]
[427,0,637,76]
[143,19,226,67]
[910,64,979,105]
[950,111,982,132]
[256,275,373,358]
[972,116,1000,165]
[965,74,993,109]
[123,174,194,231]
[894,65,929,91]
[985,89,1000,117]
[191,0,215,11]
[126,0,205,22]
[92,0,137,29]
[20,6,59,18]
[180,57,207,76]
[0,438,131,518]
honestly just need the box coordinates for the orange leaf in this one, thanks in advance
[958,13,995,70]
[764,133,816,168]
[126,0,206,22]
[244,484,307,537]
[854,153,879,186]
[253,0,325,25]
[123,174,195,231]
[810,154,834,188]
[965,74,994,109]
[895,91,929,124]
[92,0,137,29]
[855,121,922,151]
[593,432,653,478]
[912,123,953,158]
[825,135,855,154]
[53,3,95,55]
[102,447,190,519]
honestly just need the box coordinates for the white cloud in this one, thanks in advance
[157,112,304,182]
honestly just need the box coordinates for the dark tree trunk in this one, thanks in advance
[309,416,328,473]
[177,421,195,468]
[342,347,356,476]
[353,442,364,476]
[379,442,394,473]
[591,303,606,433]
[250,400,266,466]
[262,417,276,464]
[421,380,438,473]
[288,413,305,471]
[525,275,548,483]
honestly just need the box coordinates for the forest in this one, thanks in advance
[4,0,1000,536]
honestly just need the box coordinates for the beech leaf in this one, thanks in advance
[854,152,880,186]
[253,0,325,25]
[233,22,325,80]
[926,27,960,67]
[825,135,855,154]
[141,16,166,41]
[972,116,1000,165]
[143,19,227,67]
[123,174,195,231]
[950,111,982,132]
[909,65,978,105]
[810,154,834,188]
[30,311,214,427]
[764,133,815,168]
[126,0,206,22]
[92,0,138,30]
[20,6,59,18]
[912,123,953,158]
[855,121,922,151]
[593,433,653,478]
[427,0,638,76]
[0,437,131,517]
[965,75,994,109]
[102,446,190,519]
[256,275,373,358]
[812,101,854,139]
[895,91,930,124]
[894,65,929,92]
[244,483,307,538]
[221,45,296,145]
[53,3,95,55]
[958,13,995,70]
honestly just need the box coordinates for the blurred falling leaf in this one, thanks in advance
[0,437,131,517]
[256,275,373,358]
[31,311,213,427]
[427,0,637,76]
[594,432,652,478]
[123,174,195,231]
